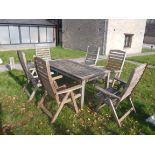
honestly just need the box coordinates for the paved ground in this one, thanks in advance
[0,52,155,72]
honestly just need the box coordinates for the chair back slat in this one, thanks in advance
[120,64,147,101]
[34,57,57,98]
[85,45,100,66]
[106,50,126,71]
[35,44,51,61]
[17,50,38,86]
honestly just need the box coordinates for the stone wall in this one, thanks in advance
[62,19,107,55]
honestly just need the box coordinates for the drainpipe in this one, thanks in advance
[102,19,108,55]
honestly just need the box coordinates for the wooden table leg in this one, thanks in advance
[81,80,86,109]
[106,72,110,88]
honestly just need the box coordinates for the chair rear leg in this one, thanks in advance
[108,99,121,127]
[71,92,79,114]
[38,91,47,108]
[38,92,53,118]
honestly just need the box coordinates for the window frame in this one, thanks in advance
[9,25,20,44]
[0,24,55,45]
[124,33,134,48]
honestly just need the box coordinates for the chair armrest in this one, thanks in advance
[95,86,120,99]
[50,72,54,75]
[96,66,105,68]
[52,75,63,81]
[113,70,121,73]
[29,67,35,71]
[57,85,82,95]
[113,78,127,85]
[32,75,38,78]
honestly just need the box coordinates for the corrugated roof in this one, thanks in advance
[0,19,58,26]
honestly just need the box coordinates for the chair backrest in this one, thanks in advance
[120,63,147,101]
[34,57,57,98]
[106,50,126,72]
[85,45,100,66]
[17,50,37,86]
[35,44,51,61]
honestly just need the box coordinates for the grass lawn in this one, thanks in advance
[0,46,86,65]
[127,55,155,66]
[142,48,155,53]
[0,58,155,134]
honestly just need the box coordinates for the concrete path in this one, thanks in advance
[0,64,22,72]
[0,52,155,72]
[126,52,155,57]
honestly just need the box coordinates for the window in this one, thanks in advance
[124,34,133,48]
[9,26,20,44]
[0,26,10,44]
[21,26,30,43]
[39,27,46,42]
[30,27,38,43]
[47,27,53,42]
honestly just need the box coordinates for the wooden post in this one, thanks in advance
[9,57,15,70]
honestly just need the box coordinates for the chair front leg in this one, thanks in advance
[128,96,136,113]
[70,92,79,114]
[28,86,38,102]
[51,92,70,123]
[108,99,121,127]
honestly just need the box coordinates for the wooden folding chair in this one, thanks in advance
[98,50,126,86]
[95,63,147,127]
[34,57,82,123]
[85,45,100,66]
[17,50,41,102]
[35,44,51,61]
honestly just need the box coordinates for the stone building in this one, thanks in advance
[62,19,146,55]
[143,19,155,48]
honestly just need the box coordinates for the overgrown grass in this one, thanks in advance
[0,60,155,135]
[127,55,155,66]
[0,46,86,65]
[142,48,155,53]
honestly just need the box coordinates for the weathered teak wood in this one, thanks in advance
[95,63,147,127]
[85,46,100,66]
[34,57,82,123]
[49,59,110,109]
[98,50,126,86]
[49,60,109,81]
[17,50,41,102]
[35,44,51,61]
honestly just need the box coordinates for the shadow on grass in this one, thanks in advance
[8,70,43,104]
[8,70,25,86]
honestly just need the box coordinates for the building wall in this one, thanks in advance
[62,19,107,55]
[105,19,146,55]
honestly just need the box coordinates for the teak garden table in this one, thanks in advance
[49,59,110,109]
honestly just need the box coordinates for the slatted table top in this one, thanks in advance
[49,59,110,81]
